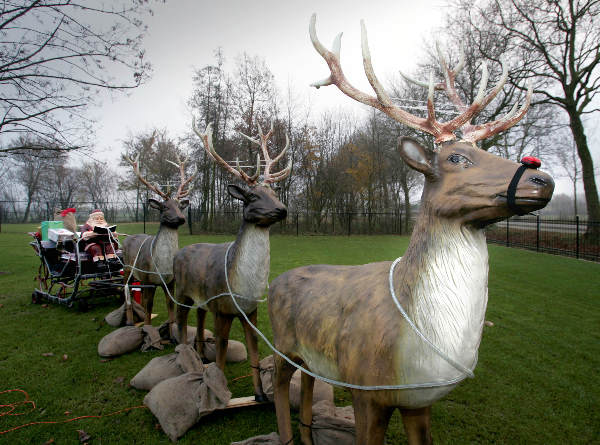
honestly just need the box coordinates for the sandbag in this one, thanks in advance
[259,355,334,410]
[165,323,247,363]
[130,344,204,391]
[231,432,282,445]
[311,400,356,445]
[203,338,247,363]
[144,363,231,442]
[104,302,146,327]
[164,322,204,345]
[98,326,143,357]
[141,325,164,352]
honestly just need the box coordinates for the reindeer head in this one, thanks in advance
[310,14,554,226]
[192,120,289,227]
[126,152,196,229]
[399,138,553,226]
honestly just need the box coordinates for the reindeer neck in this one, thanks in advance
[395,205,489,371]
[227,221,271,299]
[151,223,179,274]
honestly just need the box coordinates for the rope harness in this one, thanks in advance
[115,233,488,390]
[223,244,473,391]
[507,156,542,215]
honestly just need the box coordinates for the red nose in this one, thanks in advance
[521,156,541,169]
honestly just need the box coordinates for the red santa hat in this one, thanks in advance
[90,209,104,216]
[60,207,76,217]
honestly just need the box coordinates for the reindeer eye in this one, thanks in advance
[447,153,472,166]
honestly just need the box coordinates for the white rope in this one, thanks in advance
[224,246,471,391]
[147,239,265,311]
[108,229,265,311]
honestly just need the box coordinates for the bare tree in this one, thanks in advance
[120,129,185,218]
[12,145,49,221]
[0,0,157,155]
[454,0,600,235]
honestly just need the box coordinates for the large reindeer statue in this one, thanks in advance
[268,15,554,445]
[173,121,290,401]
[122,154,195,328]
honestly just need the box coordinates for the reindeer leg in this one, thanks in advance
[142,286,156,325]
[240,310,266,402]
[400,406,432,445]
[352,391,394,445]
[273,354,297,445]
[299,371,315,445]
[175,298,190,345]
[162,280,176,339]
[213,312,234,370]
[123,269,134,326]
[195,308,207,360]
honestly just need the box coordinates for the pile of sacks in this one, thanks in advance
[132,344,232,442]
[98,300,248,360]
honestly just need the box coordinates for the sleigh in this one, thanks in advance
[29,230,125,311]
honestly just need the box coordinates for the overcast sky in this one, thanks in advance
[86,0,598,196]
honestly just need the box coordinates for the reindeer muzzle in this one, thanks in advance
[507,156,543,215]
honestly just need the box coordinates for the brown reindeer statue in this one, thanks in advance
[267,15,554,445]
[122,153,195,329]
[173,121,290,401]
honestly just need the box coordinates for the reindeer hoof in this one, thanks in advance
[254,393,268,403]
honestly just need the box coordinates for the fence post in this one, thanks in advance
[506,218,510,247]
[536,214,540,252]
[143,203,147,234]
[576,215,580,259]
[347,213,352,236]
[296,212,299,237]
[188,206,193,235]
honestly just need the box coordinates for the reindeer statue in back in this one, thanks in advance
[122,153,195,329]
[267,15,555,445]
[173,121,290,401]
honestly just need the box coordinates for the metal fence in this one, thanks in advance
[486,215,599,262]
[2,199,598,262]
[189,209,410,236]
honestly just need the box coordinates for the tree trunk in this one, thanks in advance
[22,196,33,223]
[402,181,411,234]
[567,108,600,239]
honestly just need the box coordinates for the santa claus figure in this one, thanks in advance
[80,209,118,262]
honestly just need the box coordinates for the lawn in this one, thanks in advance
[0,223,598,444]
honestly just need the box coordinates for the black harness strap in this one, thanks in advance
[507,164,529,216]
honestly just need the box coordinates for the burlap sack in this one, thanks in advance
[203,338,247,363]
[167,323,209,345]
[166,323,247,363]
[104,302,146,327]
[311,400,356,445]
[144,363,231,442]
[130,344,204,391]
[258,355,334,410]
[97,326,143,357]
[231,432,282,445]
[141,325,164,352]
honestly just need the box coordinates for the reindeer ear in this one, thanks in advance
[227,184,249,202]
[398,137,433,176]
[148,198,164,210]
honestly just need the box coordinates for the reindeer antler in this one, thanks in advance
[310,14,531,144]
[192,118,261,186]
[239,122,292,184]
[166,154,197,200]
[399,42,532,143]
[125,153,169,200]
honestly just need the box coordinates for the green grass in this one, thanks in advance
[0,223,598,444]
